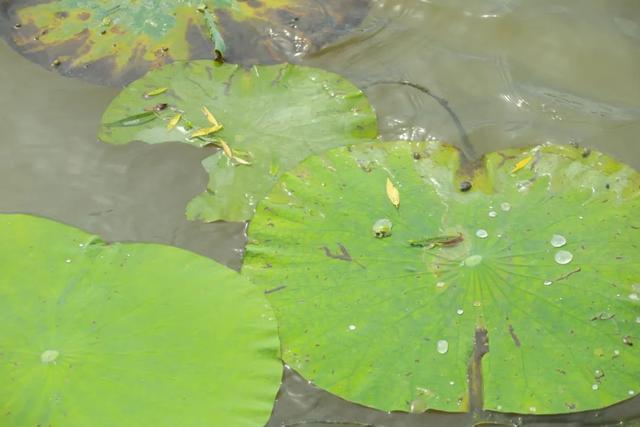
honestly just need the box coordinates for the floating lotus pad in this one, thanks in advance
[2,0,370,86]
[0,214,281,426]
[243,141,640,414]
[98,61,377,222]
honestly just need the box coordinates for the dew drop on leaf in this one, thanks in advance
[437,340,449,354]
[464,255,483,267]
[554,250,573,265]
[551,234,567,248]
[40,350,59,364]
[476,229,488,239]
[500,202,511,211]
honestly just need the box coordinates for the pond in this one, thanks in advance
[1,0,639,425]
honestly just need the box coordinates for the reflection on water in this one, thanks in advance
[306,0,640,167]
[1,0,639,425]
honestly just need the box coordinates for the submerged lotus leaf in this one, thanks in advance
[243,141,640,415]
[98,61,377,222]
[1,0,370,85]
[0,214,281,426]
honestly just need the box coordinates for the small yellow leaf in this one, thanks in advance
[190,124,223,138]
[218,139,233,158]
[202,106,220,126]
[386,177,400,208]
[233,156,252,165]
[166,113,182,131]
[144,87,168,97]
[511,156,533,174]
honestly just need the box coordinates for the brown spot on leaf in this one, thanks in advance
[508,324,521,347]
[467,328,489,411]
[264,285,286,294]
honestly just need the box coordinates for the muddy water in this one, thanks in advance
[1,0,640,425]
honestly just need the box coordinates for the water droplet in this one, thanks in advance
[630,293,639,301]
[594,369,602,376]
[476,229,488,239]
[550,234,567,248]
[456,309,464,315]
[436,281,446,288]
[614,349,620,356]
[449,381,455,385]
[544,280,553,286]
[65,259,72,263]
[635,316,640,324]
[437,340,449,354]
[473,301,481,307]
[41,350,59,364]
[464,254,483,267]
[497,405,503,411]
[488,211,497,218]
[348,325,356,331]
[629,390,635,396]
[529,406,536,412]
[554,250,573,265]
[500,202,511,212]
[592,384,599,391]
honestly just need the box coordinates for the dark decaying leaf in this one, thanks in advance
[1,0,371,86]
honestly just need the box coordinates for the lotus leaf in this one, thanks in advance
[0,214,281,426]
[243,141,640,415]
[98,61,377,222]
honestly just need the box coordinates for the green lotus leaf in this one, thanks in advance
[98,61,377,222]
[0,214,281,426]
[243,141,640,415]
[2,0,370,86]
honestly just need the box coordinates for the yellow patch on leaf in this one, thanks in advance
[219,139,233,158]
[233,156,252,165]
[144,87,168,97]
[511,156,533,174]
[386,177,400,208]
[166,113,182,131]
[190,124,223,138]
[202,106,220,127]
